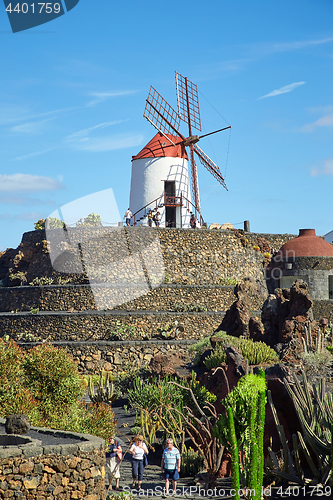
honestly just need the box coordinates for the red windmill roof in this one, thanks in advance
[132,133,188,161]
[278,229,333,258]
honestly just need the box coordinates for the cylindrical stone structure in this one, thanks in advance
[129,133,193,228]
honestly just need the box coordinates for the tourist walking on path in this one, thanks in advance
[148,210,153,227]
[190,214,197,229]
[161,438,181,494]
[154,211,160,227]
[105,437,122,491]
[129,434,149,490]
[124,208,132,226]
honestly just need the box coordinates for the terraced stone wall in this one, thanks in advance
[17,340,196,373]
[0,284,237,313]
[0,310,225,342]
[0,423,106,500]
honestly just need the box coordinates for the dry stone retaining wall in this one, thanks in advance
[0,422,106,499]
[0,310,225,342]
[17,340,195,374]
[0,284,237,313]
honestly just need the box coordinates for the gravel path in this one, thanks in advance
[106,397,234,499]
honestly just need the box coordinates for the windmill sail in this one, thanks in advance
[144,86,183,146]
[175,72,202,132]
[193,144,228,191]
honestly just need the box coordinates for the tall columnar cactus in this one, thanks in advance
[227,407,240,500]
[213,373,267,498]
[248,403,258,497]
[256,370,266,500]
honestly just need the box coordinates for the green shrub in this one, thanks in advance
[0,340,116,439]
[180,446,204,477]
[8,270,27,285]
[0,340,39,422]
[72,402,116,442]
[108,320,136,340]
[203,334,278,369]
[29,276,54,286]
[0,338,24,383]
[34,217,65,230]
[76,212,101,226]
[0,387,41,424]
[23,343,85,419]
[188,330,227,356]
[219,277,238,286]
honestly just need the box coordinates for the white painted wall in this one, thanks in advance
[129,156,193,227]
[324,230,333,244]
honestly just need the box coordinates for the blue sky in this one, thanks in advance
[1,0,333,251]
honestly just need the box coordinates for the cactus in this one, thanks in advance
[214,373,266,497]
[180,446,204,477]
[88,371,119,404]
[268,370,332,486]
[204,336,278,369]
[227,407,240,500]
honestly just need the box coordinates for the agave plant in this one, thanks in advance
[267,370,332,486]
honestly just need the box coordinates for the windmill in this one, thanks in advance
[143,71,231,220]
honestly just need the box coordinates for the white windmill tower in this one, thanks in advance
[129,72,231,227]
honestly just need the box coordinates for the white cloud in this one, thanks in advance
[0,104,78,127]
[306,105,333,114]
[310,159,333,177]
[10,118,55,135]
[258,82,306,100]
[12,148,55,161]
[0,174,64,193]
[87,90,138,106]
[0,195,56,206]
[76,134,144,152]
[249,37,333,59]
[65,121,126,143]
[270,37,333,53]
[302,114,333,133]
[64,121,141,152]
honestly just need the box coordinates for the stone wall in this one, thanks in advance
[0,284,238,313]
[18,340,196,374]
[1,227,296,289]
[312,300,333,322]
[0,310,225,342]
[0,422,106,500]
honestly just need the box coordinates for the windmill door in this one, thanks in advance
[164,181,177,228]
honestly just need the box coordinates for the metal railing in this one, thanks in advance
[132,192,204,227]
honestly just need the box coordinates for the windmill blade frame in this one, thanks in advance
[193,144,228,191]
[175,72,202,132]
[144,86,183,145]
[189,147,201,214]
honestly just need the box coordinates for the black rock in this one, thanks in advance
[5,414,30,435]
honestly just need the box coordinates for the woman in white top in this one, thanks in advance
[129,434,148,490]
